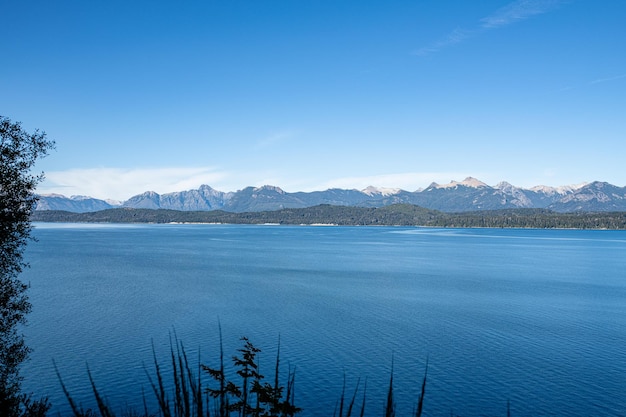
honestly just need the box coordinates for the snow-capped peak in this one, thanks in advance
[433,177,489,189]
[361,186,402,196]
[254,185,285,194]
[495,181,517,191]
[529,182,589,195]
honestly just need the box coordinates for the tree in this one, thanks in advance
[0,116,54,416]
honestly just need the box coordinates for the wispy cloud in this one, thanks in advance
[39,166,319,200]
[253,131,297,150]
[38,168,519,200]
[559,72,626,91]
[481,0,563,29]
[414,28,473,56]
[39,167,231,201]
[414,0,565,56]
[590,73,626,85]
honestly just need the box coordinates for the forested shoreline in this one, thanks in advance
[31,204,626,229]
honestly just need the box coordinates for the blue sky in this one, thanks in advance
[2,0,625,200]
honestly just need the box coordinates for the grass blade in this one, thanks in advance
[345,377,360,417]
[385,357,395,417]
[87,367,114,417]
[53,359,84,417]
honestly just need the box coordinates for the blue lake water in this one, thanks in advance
[20,223,626,416]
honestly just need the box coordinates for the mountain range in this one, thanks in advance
[36,177,626,213]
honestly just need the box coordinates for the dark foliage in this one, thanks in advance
[57,333,436,417]
[0,116,54,416]
[32,204,626,229]
[203,335,300,417]
[58,334,301,417]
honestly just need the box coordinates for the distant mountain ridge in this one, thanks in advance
[35,194,120,212]
[36,177,626,213]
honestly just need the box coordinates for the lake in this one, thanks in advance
[20,223,626,416]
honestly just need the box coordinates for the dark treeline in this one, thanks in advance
[31,204,626,229]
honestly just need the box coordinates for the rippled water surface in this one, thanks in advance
[21,224,626,416]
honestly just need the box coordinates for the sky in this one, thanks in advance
[2,0,625,201]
